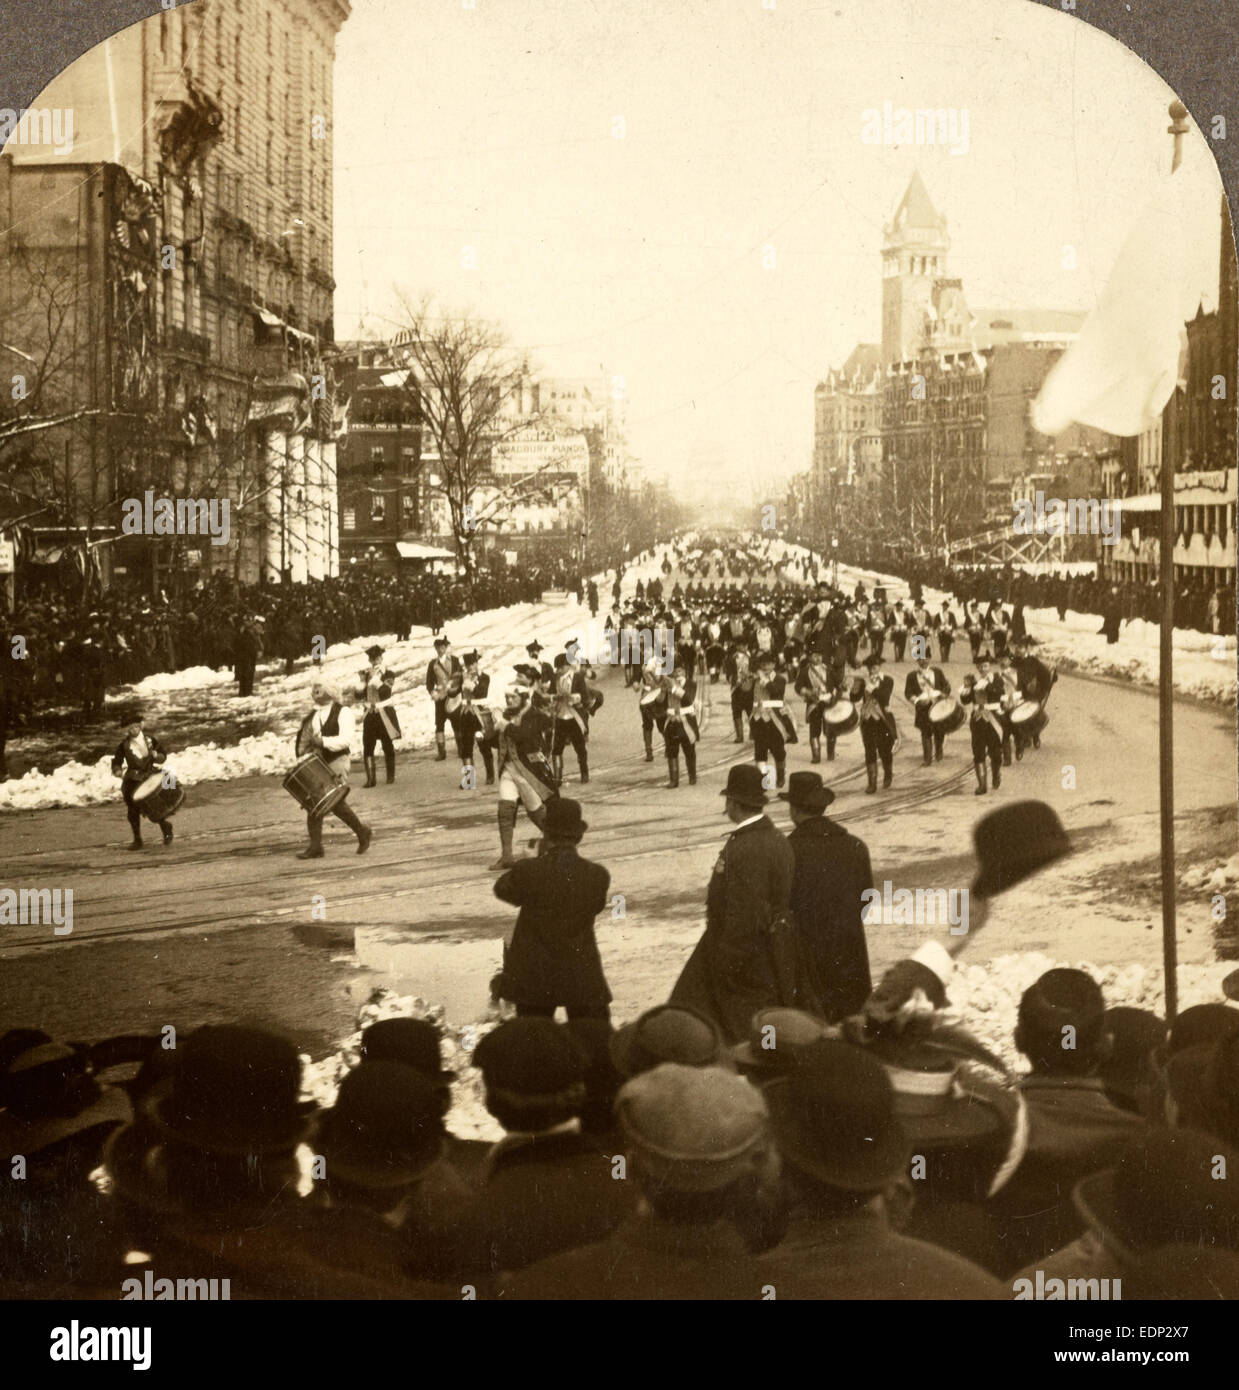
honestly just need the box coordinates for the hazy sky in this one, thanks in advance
[332,0,1225,498]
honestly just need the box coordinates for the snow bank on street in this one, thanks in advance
[0,554,667,812]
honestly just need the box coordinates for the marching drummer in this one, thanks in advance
[491,675,558,870]
[996,651,1025,766]
[425,635,463,763]
[1011,636,1055,750]
[751,649,795,790]
[959,654,1006,796]
[111,705,175,850]
[903,653,952,766]
[851,652,896,795]
[456,650,496,787]
[358,643,400,788]
[297,681,372,859]
[795,646,834,765]
[662,652,700,787]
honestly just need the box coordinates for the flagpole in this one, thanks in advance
[1160,99,1189,1022]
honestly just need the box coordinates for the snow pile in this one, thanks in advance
[948,952,1235,1072]
[131,665,236,694]
[1181,852,1239,895]
[300,988,508,1145]
[300,952,1236,1140]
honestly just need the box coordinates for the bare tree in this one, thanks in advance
[389,293,582,585]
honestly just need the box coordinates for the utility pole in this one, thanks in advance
[1159,97,1190,1021]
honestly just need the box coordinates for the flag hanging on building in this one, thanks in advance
[1032,171,1189,439]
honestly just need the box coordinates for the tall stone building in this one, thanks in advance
[0,0,350,591]
[880,172,967,369]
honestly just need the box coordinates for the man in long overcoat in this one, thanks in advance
[777,771,872,1023]
[671,764,795,1043]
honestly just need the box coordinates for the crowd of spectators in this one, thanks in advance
[0,558,580,733]
[3,960,1237,1300]
[831,541,1232,638]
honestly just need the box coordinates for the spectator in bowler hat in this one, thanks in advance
[755,1040,1001,1299]
[493,798,613,1021]
[472,1019,634,1279]
[778,770,873,1022]
[670,763,796,1043]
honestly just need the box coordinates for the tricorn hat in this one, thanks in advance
[365,644,384,660]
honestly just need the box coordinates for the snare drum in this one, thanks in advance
[283,753,348,817]
[823,699,859,734]
[1009,701,1048,736]
[132,772,186,822]
[928,698,966,735]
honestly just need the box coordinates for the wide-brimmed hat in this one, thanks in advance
[778,771,835,813]
[525,641,544,654]
[733,1008,832,1070]
[609,1005,730,1079]
[1074,1128,1239,1260]
[763,1040,909,1192]
[863,1030,1010,1148]
[361,1017,455,1082]
[721,764,768,808]
[315,1061,445,1189]
[616,1062,768,1192]
[149,1025,310,1156]
[0,1038,132,1155]
[971,800,1071,899]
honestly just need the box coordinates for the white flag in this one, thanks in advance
[1032,172,1189,439]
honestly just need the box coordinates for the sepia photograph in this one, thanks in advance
[0,0,1236,1331]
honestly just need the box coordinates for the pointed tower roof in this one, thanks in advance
[891,170,942,231]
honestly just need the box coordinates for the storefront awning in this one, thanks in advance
[396,541,456,561]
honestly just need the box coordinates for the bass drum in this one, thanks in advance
[928,698,965,735]
[284,753,348,817]
[133,772,185,822]
[1009,701,1048,736]
[822,699,858,734]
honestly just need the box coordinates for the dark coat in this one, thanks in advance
[505,1213,760,1300]
[494,846,612,1007]
[670,815,795,1043]
[755,1208,1001,1300]
[988,1075,1144,1275]
[478,1129,634,1277]
[785,815,873,1023]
